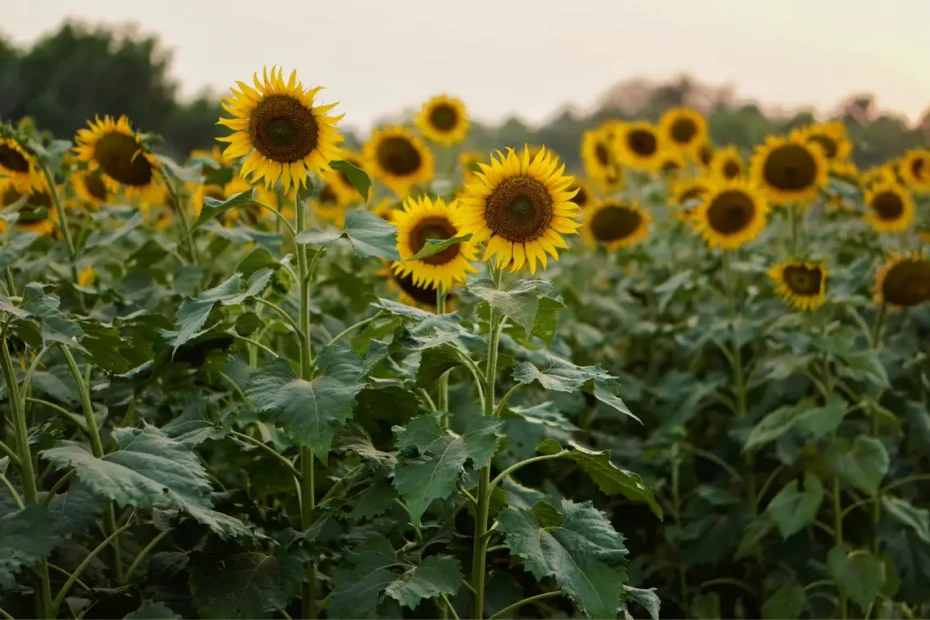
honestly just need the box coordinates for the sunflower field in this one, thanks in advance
[1,65,930,620]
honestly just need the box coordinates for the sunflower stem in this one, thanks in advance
[869,302,887,557]
[41,166,85,312]
[159,170,200,267]
[437,286,450,426]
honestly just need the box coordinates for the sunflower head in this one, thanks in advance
[860,165,896,190]
[875,252,930,308]
[567,180,594,210]
[660,107,708,154]
[393,195,477,291]
[658,150,688,176]
[791,121,851,163]
[458,146,580,274]
[459,151,484,185]
[750,135,829,205]
[71,170,111,207]
[581,128,621,190]
[693,179,769,250]
[582,200,652,249]
[78,265,96,288]
[830,160,860,184]
[382,265,440,310]
[363,126,434,198]
[614,122,664,172]
[74,115,163,200]
[370,197,399,223]
[311,181,349,228]
[0,134,42,192]
[899,149,930,193]
[217,66,344,192]
[416,95,469,146]
[710,146,744,181]
[864,180,914,233]
[1,181,59,236]
[670,177,714,221]
[693,141,715,170]
[768,259,827,311]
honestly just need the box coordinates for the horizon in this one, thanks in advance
[8,0,930,134]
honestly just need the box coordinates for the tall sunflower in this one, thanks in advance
[393,195,477,290]
[614,122,664,172]
[899,149,930,193]
[74,115,161,200]
[792,121,851,164]
[217,66,344,191]
[416,95,469,146]
[749,135,828,205]
[363,126,434,198]
[582,201,651,249]
[875,252,930,308]
[710,146,744,180]
[768,260,827,311]
[693,179,769,250]
[458,147,580,274]
[581,128,623,191]
[0,135,42,192]
[864,180,914,233]
[659,107,707,156]
[670,177,714,221]
[71,170,112,208]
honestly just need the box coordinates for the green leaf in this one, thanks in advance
[384,555,462,609]
[839,352,890,388]
[414,345,463,389]
[0,231,38,270]
[48,480,107,538]
[236,246,279,278]
[735,516,775,560]
[124,600,181,619]
[468,278,561,333]
[0,504,58,590]
[504,401,578,432]
[329,536,400,619]
[498,499,628,620]
[297,211,400,260]
[761,586,806,620]
[42,426,251,540]
[188,189,257,235]
[765,474,824,538]
[623,586,661,620]
[84,211,145,251]
[329,159,371,201]
[828,546,886,612]
[408,233,472,261]
[655,270,693,313]
[690,592,721,619]
[827,435,889,495]
[531,295,566,346]
[883,496,930,542]
[744,395,847,452]
[155,154,205,183]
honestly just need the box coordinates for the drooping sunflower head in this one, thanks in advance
[73,115,162,200]
[581,128,623,191]
[864,180,914,233]
[416,95,469,146]
[383,265,440,310]
[693,179,769,250]
[875,252,930,308]
[0,135,42,192]
[363,126,435,198]
[217,66,344,192]
[458,146,580,274]
[750,135,829,205]
[768,260,827,311]
[670,177,714,221]
[1,181,59,236]
[791,121,851,163]
[614,122,664,172]
[71,170,112,207]
[899,149,930,193]
[660,107,708,154]
[710,146,744,181]
[582,200,652,249]
[393,195,477,291]
[657,150,688,176]
[567,180,594,210]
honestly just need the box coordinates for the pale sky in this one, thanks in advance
[9,0,930,133]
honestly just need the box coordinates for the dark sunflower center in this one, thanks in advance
[27,190,52,209]
[590,205,642,242]
[376,137,423,176]
[394,271,437,307]
[428,104,459,132]
[762,145,818,191]
[699,144,714,167]
[783,265,823,296]
[671,118,697,144]
[410,216,459,266]
[810,135,838,159]
[485,176,553,243]
[722,160,741,179]
[662,159,682,173]
[871,191,904,221]
[882,260,930,307]
[595,143,610,166]
[1,187,22,206]
[248,94,319,163]
[707,190,756,234]
[93,132,154,187]
[83,173,108,201]
[570,185,588,208]
[628,130,658,157]
[0,145,29,173]
[680,186,709,203]
[319,184,339,205]
[912,158,926,179]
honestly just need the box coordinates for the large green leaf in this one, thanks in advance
[384,555,462,610]
[826,435,889,495]
[297,210,399,260]
[828,546,886,612]
[883,496,930,542]
[188,189,257,234]
[328,536,400,619]
[415,345,464,389]
[622,586,661,620]
[504,401,578,432]
[0,504,58,590]
[467,278,562,334]
[48,480,107,538]
[498,499,628,619]
[764,474,824,538]
[761,587,806,620]
[744,395,846,452]
[329,159,371,202]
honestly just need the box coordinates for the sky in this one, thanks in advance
[9,0,930,133]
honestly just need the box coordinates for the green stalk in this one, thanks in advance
[437,286,449,419]
[295,195,317,619]
[0,326,53,618]
[869,302,887,556]
[159,171,200,266]
[821,349,848,620]
[41,166,85,311]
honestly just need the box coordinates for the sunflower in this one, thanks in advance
[459,151,484,185]
[710,146,744,180]
[864,180,914,233]
[78,265,96,288]
[768,260,827,311]
[416,95,469,146]
[311,181,348,228]
[792,121,851,164]
[71,170,112,207]
[582,201,652,249]
[458,146,580,274]
[363,126,434,197]
[614,122,664,172]
[658,150,688,176]
[567,180,594,210]
[670,177,714,221]
[1,181,59,236]
[190,145,234,167]
[860,165,896,190]
[370,197,399,222]
[383,266,440,309]
[693,179,769,250]
[191,177,257,227]
[899,150,930,193]
[749,135,828,205]
[581,128,620,190]
[217,66,344,192]
[392,195,477,290]
[659,107,707,156]
[74,115,162,200]
[875,252,930,308]
[323,152,368,205]
[0,136,42,192]
[694,141,715,170]
[830,160,860,184]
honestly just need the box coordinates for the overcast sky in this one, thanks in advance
[9,0,930,133]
